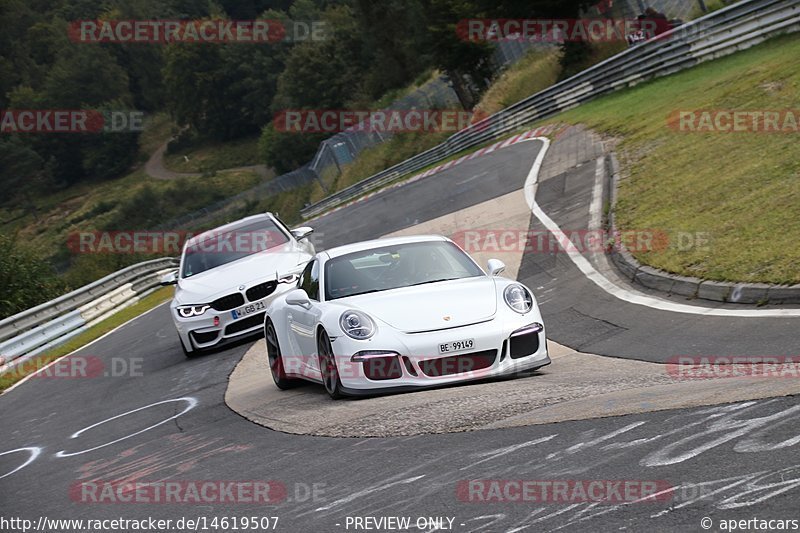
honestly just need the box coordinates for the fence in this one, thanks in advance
[299,0,799,219]
[0,258,178,378]
[307,75,463,192]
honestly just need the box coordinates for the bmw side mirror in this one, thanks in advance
[160,271,178,286]
[285,289,312,309]
[291,226,314,241]
[487,259,506,276]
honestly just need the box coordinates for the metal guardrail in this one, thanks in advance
[300,0,800,219]
[0,258,178,376]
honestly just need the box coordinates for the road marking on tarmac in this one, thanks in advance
[55,397,198,457]
[0,447,41,480]
[310,474,426,514]
[521,137,800,317]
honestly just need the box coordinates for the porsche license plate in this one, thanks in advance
[438,338,475,354]
[231,300,265,320]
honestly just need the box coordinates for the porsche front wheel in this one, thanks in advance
[317,330,345,399]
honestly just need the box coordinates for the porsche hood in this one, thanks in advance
[345,276,498,333]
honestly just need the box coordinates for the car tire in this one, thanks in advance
[317,329,345,400]
[265,320,301,389]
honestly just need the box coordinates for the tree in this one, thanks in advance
[354,0,432,99]
[420,0,495,109]
[0,137,52,216]
[420,0,589,108]
[44,46,131,108]
[0,0,40,107]
[271,5,368,111]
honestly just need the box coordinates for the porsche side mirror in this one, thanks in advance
[487,259,506,276]
[160,271,178,286]
[285,288,312,309]
[291,226,314,241]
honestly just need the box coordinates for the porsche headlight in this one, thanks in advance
[504,284,533,314]
[339,310,376,340]
[177,305,210,318]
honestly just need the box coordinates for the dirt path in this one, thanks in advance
[145,140,273,180]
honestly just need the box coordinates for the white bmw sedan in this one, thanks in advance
[263,235,550,398]
[161,213,315,356]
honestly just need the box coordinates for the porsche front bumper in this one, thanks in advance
[330,313,550,394]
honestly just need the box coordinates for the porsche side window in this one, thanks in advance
[300,260,320,301]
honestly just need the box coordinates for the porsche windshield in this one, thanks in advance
[324,241,483,300]
[181,219,289,278]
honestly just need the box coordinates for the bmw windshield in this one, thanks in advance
[181,219,289,278]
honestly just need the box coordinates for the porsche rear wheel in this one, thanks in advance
[265,321,301,389]
[317,330,344,399]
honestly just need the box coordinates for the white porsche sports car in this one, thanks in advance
[161,213,315,356]
[263,235,550,398]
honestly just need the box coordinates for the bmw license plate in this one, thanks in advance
[231,300,266,320]
[438,338,475,354]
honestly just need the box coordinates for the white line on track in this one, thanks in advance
[311,475,426,513]
[589,157,605,232]
[521,137,800,317]
[55,396,198,457]
[0,447,41,479]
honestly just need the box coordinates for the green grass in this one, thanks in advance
[163,135,262,173]
[552,33,800,284]
[690,0,730,20]
[476,49,562,115]
[0,286,173,392]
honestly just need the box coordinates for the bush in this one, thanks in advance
[258,123,326,175]
[0,234,67,319]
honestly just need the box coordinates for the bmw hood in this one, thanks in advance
[348,276,498,333]
[175,245,309,305]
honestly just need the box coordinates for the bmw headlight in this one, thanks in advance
[504,284,533,314]
[177,305,210,318]
[278,273,299,284]
[339,310,376,340]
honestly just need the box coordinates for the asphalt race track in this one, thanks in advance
[2,139,799,532]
